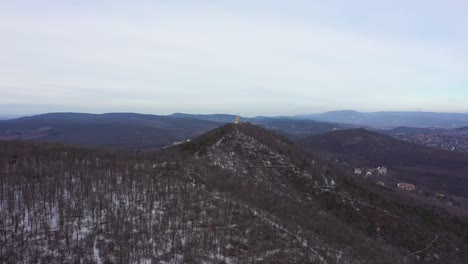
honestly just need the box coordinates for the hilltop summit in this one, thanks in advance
[179,123,336,199]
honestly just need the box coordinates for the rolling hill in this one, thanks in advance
[1,123,467,263]
[297,111,468,128]
[252,118,356,140]
[299,128,468,197]
[0,113,221,150]
[170,113,358,139]
[0,112,358,149]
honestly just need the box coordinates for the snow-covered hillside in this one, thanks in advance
[1,124,467,263]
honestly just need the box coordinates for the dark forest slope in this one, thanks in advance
[1,124,467,263]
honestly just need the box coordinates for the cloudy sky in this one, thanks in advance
[1,0,467,116]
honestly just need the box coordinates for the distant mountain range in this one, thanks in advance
[6,110,468,127]
[170,110,468,128]
[0,113,221,150]
[295,110,468,128]
[3,111,468,151]
[0,114,25,120]
[0,112,357,149]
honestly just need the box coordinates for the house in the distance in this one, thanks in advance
[354,168,363,174]
[353,166,388,176]
[377,166,387,175]
[397,183,415,191]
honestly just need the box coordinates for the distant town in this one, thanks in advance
[391,131,468,153]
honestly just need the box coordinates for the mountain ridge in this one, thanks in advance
[0,112,356,149]
[296,111,468,128]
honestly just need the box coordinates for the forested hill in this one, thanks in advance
[1,124,467,263]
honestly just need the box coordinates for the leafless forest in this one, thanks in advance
[1,124,467,263]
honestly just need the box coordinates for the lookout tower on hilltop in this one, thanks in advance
[234,115,241,125]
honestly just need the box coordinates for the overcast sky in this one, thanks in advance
[1,0,467,116]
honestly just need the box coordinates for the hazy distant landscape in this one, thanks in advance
[3,110,468,151]
[2,113,468,263]
[2,111,468,205]
[2,1,468,263]
[296,110,468,128]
